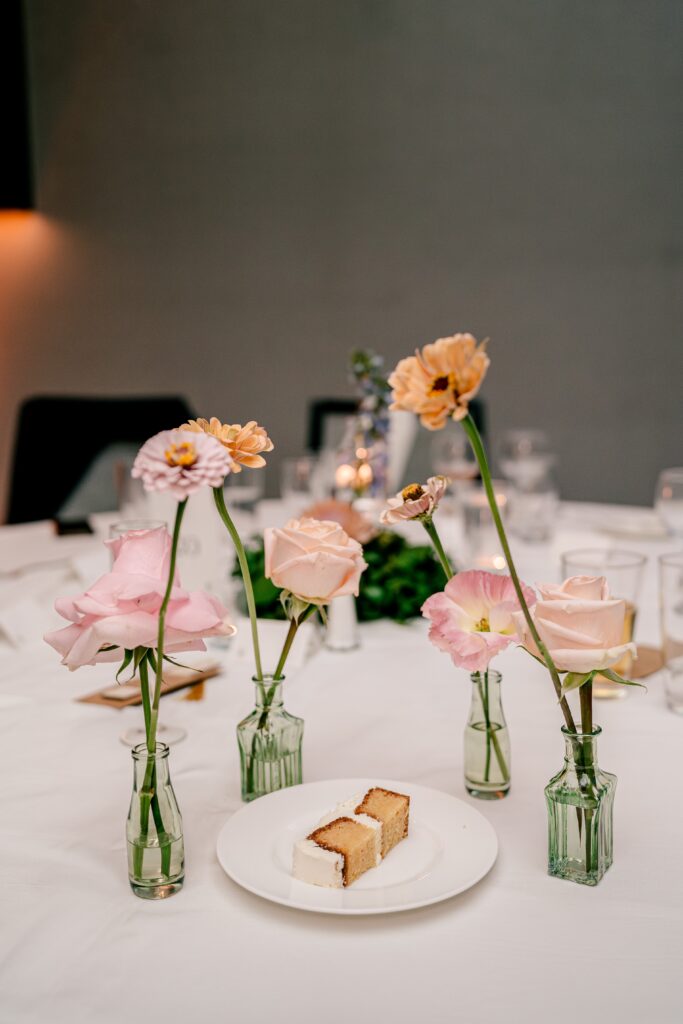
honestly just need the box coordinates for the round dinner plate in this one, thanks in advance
[216,778,498,915]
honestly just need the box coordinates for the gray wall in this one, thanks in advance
[2,0,681,517]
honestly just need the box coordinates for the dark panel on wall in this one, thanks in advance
[0,1,33,209]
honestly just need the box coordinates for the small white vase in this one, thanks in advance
[325,595,360,651]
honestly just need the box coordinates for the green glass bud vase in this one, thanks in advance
[237,675,304,802]
[464,670,511,799]
[126,742,184,899]
[545,726,617,886]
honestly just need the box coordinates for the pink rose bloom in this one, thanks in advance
[264,517,367,605]
[132,429,233,499]
[380,476,449,525]
[512,575,635,674]
[423,569,536,672]
[44,526,236,670]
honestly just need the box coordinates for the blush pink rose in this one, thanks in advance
[511,575,635,674]
[264,517,367,605]
[44,526,236,670]
[422,569,536,672]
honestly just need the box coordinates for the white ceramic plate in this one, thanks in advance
[216,778,498,915]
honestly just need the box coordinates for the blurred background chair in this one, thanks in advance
[7,395,194,524]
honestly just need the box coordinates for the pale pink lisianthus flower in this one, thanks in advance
[512,575,635,674]
[422,569,536,672]
[264,517,367,606]
[132,428,233,499]
[44,526,236,670]
[380,476,449,525]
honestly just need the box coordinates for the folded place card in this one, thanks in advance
[77,659,221,708]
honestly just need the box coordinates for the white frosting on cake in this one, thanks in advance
[292,838,343,888]
[292,790,384,887]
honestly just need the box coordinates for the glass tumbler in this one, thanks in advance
[659,552,683,714]
[560,549,646,700]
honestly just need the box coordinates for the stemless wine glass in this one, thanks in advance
[280,455,322,513]
[560,549,646,700]
[431,428,478,483]
[499,429,558,542]
[226,469,266,513]
[654,468,683,538]
[109,520,187,747]
[659,552,683,714]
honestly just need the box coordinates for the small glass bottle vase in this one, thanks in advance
[464,670,511,799]
[126,742,184,899]
[545,727,617,886]
[237,676,304,802]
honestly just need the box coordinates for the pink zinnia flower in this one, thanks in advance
[132,428,232,499]
[380,476,449,525]
[422,569,536,672]
[44,525,236,669]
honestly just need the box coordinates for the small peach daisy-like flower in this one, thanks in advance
[181,417,273,472]
[132,429,232,499]
[380,476,449,525]
[389,334,489,430]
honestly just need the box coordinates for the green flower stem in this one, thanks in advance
[148,499,187,751]
[482,671,491,780]
[136,500,186,881]
[138,650,152,744]
[579,679,596,870]
[258,604,317,726]
[476,671,508,781]
[421,517,454,581]
[213,486,263,681]
[247,604,316,795]
[461,415,577,735]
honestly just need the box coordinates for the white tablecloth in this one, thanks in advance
[1,505,681,1024]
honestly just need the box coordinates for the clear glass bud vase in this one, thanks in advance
[126,742,184,899]
[464,670,511,799]
[237,675,304,802]
[545,727,617,886]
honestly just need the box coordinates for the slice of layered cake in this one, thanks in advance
[292,786,410,888]
[355,787,410,858]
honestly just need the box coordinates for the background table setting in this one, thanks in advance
[2,367,682,1023]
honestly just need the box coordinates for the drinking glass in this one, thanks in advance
[280,455,323,513]
[560,549,646,700]
[499,430,558,542]
[226,467,266,513]
[659,552,683,714]
[110,519,166,542]
[431,428,478,484]
[654,468,683,537]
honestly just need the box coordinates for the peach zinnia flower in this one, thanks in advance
[380,476,448,525]
[181,417,274,472]
[389,334,489,430]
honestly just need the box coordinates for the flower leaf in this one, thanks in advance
[599,668,647,690]
[561,671,594,696]
[116,649,134,682]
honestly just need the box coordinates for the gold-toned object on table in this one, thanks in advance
[78,662,219,708]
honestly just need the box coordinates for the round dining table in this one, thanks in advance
[0,500,680,1024]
